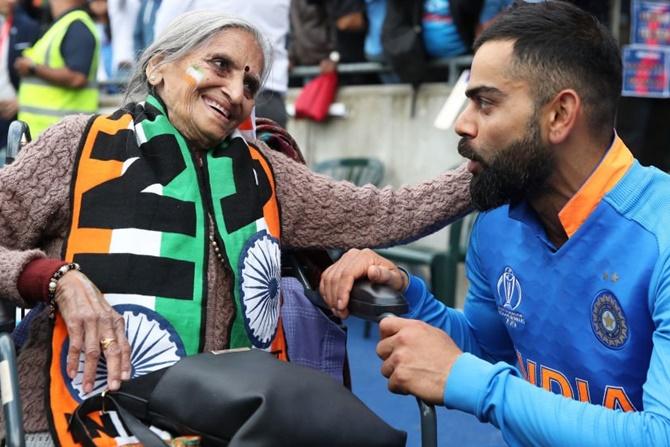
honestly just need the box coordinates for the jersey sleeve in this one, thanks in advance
[405,214,516,364]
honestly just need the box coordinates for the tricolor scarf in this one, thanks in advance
[48,95,286,446]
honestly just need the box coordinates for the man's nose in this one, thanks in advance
[454,104,476,139]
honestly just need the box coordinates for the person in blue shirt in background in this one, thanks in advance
[321,1,670,445]
[422,0,513,59]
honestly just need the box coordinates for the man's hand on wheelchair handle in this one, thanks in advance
[377,317,462,405]
[55,271,131,393]
[319,248,408,319]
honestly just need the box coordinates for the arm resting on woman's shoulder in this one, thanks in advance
[260,145,473,249]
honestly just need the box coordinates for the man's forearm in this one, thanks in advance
[32,64,88,89]
[404,275,484,356]
[446,354,670,446]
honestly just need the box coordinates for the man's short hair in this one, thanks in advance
[474,1,622,137]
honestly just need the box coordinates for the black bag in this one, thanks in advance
[381,0,427,84]
[70,349,406,446]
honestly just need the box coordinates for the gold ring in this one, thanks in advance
[100,337,116,350]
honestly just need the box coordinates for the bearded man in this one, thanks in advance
[319,1,670,445]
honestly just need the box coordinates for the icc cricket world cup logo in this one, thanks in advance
[497,267,522,311]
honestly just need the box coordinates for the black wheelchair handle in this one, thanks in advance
[348,279,437,447]
[348,279,409,322]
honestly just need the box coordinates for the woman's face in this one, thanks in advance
[149,28,264,149]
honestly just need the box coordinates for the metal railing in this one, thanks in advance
[289,55,474,86]
[97,54,475,94]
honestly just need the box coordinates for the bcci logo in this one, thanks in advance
[497,267,522,310]
[591,291,628,349]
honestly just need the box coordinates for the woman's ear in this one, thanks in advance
[546,89,580,145]
[145,56,164,86]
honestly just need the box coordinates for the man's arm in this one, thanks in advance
[452,253,670,446]
[436,238,670,445]
[14,20,96,88]
[401,214,516,363]
[316,214,508,362]
[378,296,670,445]
[445,343,670,445]
[14,58,88,88]
[382,248,670,446]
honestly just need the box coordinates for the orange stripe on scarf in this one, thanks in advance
[53,114,132,447]
[249,144,286,360]
[249,145,280,239]
[64,115,131,261]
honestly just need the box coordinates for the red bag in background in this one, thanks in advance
[294,71,339,122]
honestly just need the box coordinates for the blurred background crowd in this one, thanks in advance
[1,0,668,171]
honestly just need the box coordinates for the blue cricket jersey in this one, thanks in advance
[405,137,670,445]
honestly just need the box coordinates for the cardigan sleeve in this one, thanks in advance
[0,115,89,307]
[258,144,473,249]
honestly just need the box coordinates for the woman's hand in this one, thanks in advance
[319,248,408,319]
[55,271,131,393]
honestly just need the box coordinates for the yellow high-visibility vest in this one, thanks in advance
[18,9,99,137]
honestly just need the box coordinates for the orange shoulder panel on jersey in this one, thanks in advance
[558,137,634,238]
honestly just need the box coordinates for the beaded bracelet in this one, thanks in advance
[47,262,80,305]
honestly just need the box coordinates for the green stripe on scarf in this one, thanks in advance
[142,97,207,354]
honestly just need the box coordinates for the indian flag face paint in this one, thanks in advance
[185,65,205,87]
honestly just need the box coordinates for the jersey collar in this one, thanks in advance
[557,134,634,238]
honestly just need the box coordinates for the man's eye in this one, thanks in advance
[477,97,493,108]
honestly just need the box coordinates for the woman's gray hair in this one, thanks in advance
[124,10,272,102]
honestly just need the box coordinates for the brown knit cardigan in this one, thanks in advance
[0,114,472,433]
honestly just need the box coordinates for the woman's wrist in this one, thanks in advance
[48,263,80,299]
[47,263,80,312]
[17,258,69,304]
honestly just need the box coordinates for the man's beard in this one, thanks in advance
[458,119,554,211]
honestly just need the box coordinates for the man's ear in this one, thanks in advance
[145,56,164,86]
[545,89,580,144]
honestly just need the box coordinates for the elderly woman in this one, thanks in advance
[0,10,470,445]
